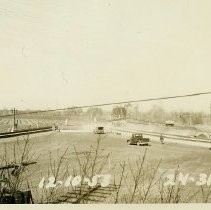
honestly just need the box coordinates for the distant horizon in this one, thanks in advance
[0,91,211,114]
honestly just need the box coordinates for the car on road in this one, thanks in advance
[94,126,105,134]
[127,133,150,146]
[165,120,174,127]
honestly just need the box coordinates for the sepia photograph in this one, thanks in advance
[0,0,211,208]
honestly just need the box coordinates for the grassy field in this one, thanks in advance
[0,132,211,202]
[1,131,211,203]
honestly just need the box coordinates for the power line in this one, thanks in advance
[0,91,211,118]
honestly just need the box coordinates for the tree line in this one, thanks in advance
[0,105,209,125]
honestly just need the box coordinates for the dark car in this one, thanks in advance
[127,133,150,146]
[94,126,105,134]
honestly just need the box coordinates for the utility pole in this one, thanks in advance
[210,101,211,123]
[189,112,192,126]
[161,111,164,124]
[11,108,18,130]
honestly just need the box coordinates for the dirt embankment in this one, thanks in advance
[126,121,211,139]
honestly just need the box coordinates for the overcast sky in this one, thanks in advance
[0,0,211,112]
